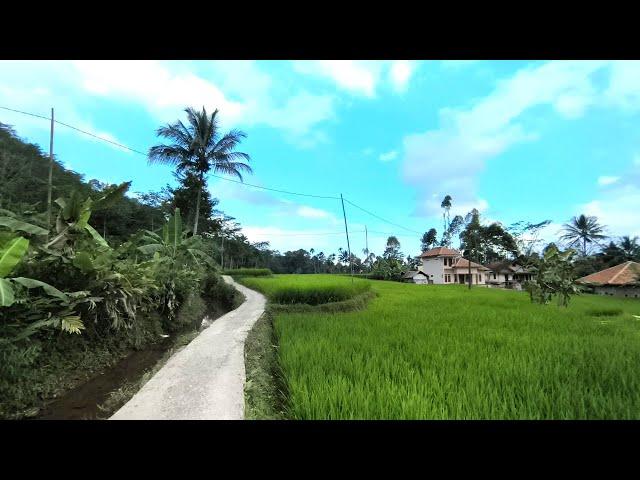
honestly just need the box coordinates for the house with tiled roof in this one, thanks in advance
[485,260,535,289]
[576,261,640,298]
[418,247,490,285]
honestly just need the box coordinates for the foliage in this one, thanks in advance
[560,214,607,256]
[223,268,273,277]
[148,107,251,234]
[420,228,438,252]
[459,209,519,264]
[525,244,580,307]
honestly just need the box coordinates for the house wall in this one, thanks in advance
[421,257,444,284]
[452,268,487,285]
[412,275,428,285]
[593,286,640,298]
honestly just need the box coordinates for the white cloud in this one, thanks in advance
[604,61,640,111]
[580,186,640,238]
[362,147,374,156]
[389,61,414,93]
[402,60,610,217]
[72,60,246,125]
[578,159,640,239]
[293,60,382,97]
[297,206,330,219]
[440,60,480,70]
[379,150,398,162]
[293,60,418,97]
[598,176,620,186]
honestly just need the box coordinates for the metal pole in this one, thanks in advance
[340,194,354,283]
[46,108,54,237]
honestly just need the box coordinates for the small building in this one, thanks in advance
[486,260,535,290]
[402,270,429,284]
[576,261,640,298]
[418,247,490,285]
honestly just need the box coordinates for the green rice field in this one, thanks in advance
[239,274,640,419]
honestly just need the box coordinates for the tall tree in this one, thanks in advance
[383,236,403,260]
[148,107,252,235]
[441,195,452,234]
[560,214,606,256]
[619,236,640,261]
[421,228,438,251]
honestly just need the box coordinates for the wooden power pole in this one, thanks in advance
[46,108,54,236]
[340,194,354,283]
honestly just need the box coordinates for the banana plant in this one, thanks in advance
[137,209,214,267]
[0,217,88,335]
[45,188,118,250]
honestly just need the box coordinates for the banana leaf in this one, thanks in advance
[0,236,29,278]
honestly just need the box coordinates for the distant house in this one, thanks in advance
[486,260,535,290]
[402,270,429,284]
[418,247,490,285]
[576,261,640,298]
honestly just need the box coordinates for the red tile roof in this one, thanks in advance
[577,261,640,286]
[451,258,491,270]
[420,247,460,258]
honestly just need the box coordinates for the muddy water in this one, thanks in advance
[35,336,175,420]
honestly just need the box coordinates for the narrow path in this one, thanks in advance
[110,276,266,420]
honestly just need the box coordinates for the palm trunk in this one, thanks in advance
[193,174,202,235]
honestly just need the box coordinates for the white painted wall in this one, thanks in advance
[422,257,444,284]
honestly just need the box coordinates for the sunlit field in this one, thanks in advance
[240,274,640,419]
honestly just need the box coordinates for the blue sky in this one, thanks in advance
[1,60,640,258]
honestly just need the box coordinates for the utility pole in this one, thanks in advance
[365,224,369,271]
[340,194,354,283]
[221,234,225,270]
[46,108,54,238]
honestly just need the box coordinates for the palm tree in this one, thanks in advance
[619,236,640,261]
[148,106,252,235]
[560,214,606,256]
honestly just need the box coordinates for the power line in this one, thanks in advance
[245,230,366,237]
[208,173,340,200]
[55,119,147,156]
[2,105,423,237]
[1,106,147,155]
[343,198,422,235]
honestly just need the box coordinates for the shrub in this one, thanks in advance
[202,273,244,312]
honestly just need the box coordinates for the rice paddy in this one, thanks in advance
[240,274,640,419]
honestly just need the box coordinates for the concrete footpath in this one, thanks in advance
[110,276,266,420]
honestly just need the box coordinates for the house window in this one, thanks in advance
[445,274,451,283]
[493,273,496,279]
[479,274,482,282]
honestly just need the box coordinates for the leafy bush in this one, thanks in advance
[202,273,244,313]
[525,244,580,307]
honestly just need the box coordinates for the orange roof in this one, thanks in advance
[577,261,640,286]
[420,247,460,258]
[451,258,491,270]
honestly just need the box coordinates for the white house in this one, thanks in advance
[485,260,535,290]
[402,270,429,284]
[418,247,490,285]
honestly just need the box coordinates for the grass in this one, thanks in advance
[224,268,273,277]
[243,313,288,420]
[241,274,640,420]
[240,274,371,305]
